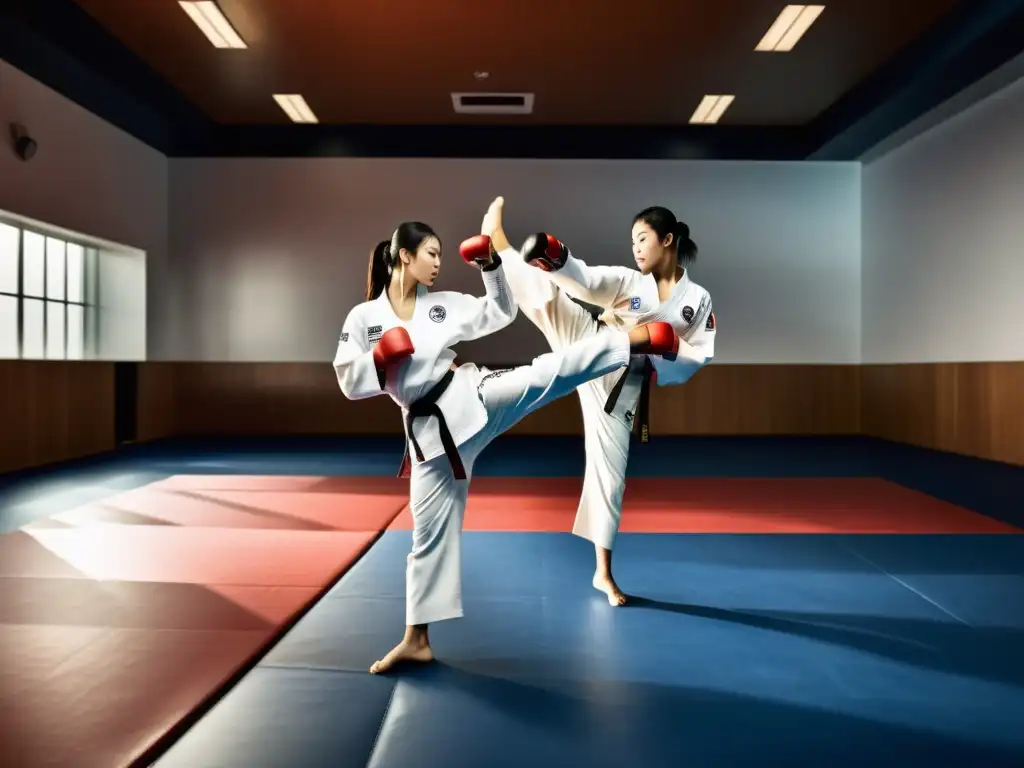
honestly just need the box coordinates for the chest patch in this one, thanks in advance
[367,325,383,343]
[681,305,694,323]
[428,305,447,323]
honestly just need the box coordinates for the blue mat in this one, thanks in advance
[154,531,1024,767]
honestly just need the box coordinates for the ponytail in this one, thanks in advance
[365,222,440,301]
[366,240,392,300]
[675,222,698,266]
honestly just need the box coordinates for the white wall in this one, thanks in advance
[96,248,146,360]
[169,158,861,364]
[862,70,1024,363]
[0,60,175,359]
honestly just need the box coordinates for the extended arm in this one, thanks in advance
[332,307,387,399]
[452,254,519,343]
[519,232,637,308]
[549,253,637,308]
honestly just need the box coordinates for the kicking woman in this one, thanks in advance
[333,217,681,673]
[482,197,716,606]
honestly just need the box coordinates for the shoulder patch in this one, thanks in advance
[340,331,349,342]
[629,296,642,311]
[428,304,447,323]
[705,312,715,330]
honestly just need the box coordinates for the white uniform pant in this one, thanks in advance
[406,328,631,626]
[500,251,634,553]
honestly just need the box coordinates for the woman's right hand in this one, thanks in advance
[372,327,415,371]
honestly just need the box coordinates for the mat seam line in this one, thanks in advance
[365,680,399,768]
[840,543,972,627]
[261,663,372,674]
[125,498,409,767]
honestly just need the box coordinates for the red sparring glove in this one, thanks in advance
[460,234,493,266]
[521,232,568,272]
[640,321,679,360]
[372,327,414,372]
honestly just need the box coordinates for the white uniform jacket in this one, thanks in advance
[332,259,517,466]
[540,249,716,427]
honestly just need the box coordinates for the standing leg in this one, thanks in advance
[370,433,484,675]
[482,197,632,594]
[575,383,632,605]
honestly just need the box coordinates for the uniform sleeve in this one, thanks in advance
[546,251,638,308]
[452,257,519,342]
[649,305,716,387]
[332,306,385,400]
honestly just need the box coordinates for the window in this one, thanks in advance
[0,219,97,360]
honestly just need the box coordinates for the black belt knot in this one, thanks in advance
[397,368,466,479]
[604,356,654,443]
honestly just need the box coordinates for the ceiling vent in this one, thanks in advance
[451,93,535,115]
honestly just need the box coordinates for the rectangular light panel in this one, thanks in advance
[273,94,319,124]
[756,5,824,52]
[179,1,247,49]
[690,95,735,124]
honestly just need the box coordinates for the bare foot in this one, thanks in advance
[480,196,504,237]
[593,572,628,606]
[369,638,434,675]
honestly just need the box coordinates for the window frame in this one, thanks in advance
[0,217,97,361]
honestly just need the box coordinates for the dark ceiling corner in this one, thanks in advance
[804,0,1024,160]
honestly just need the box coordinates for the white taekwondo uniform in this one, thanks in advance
[498,246,716,552]
[333,255,632,625]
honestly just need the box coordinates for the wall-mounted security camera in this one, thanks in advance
[10,123,37,161]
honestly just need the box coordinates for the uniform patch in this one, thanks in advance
[705,312,715,330]
[681,305,694,323]
[428,305,447,323]
[629,296,642,311]
[367,325,383,343]
[340,331,349,342]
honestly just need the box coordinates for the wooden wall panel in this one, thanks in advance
[138,362,401,438]
[862,362,1024,466]
[135,363,862,438]
[6,361,1020,475]
[650,364,861,435]
[136,362,178,442]
[0,361,115,473]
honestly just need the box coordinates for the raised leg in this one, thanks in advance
[477,329,633,438]
[482,196,595,351]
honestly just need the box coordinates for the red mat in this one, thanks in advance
[387,477,1020,534]
[1,475,408,768]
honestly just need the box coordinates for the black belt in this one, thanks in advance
[604,356,654,443]
[594,315,654,442]
[397,368,466,480]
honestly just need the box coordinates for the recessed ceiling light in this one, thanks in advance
[179,1,247,49]
[755,5,824,52]
[273,94,319,124]
[689,95,735,124]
